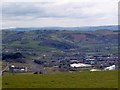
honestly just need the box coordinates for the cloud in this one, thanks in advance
[2,3,44,20]
[2,2,84,19]
[1,0,119,28]
[2,1,117,19]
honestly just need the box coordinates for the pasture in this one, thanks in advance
[2,70,118,88]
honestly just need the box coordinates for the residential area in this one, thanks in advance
[2,51,118,75]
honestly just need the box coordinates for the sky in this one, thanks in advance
[1,0,119,28]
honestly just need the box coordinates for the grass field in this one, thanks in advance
[2,70,118,88]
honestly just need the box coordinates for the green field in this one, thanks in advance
[2,70,118,88]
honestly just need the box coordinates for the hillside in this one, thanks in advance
[2,70,118,88]
[1,25,118,31]
[2,30,118,62]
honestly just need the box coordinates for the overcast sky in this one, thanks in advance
[1,0,119,28]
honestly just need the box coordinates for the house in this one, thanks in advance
[70,60,80,63]
[9,65,28,72]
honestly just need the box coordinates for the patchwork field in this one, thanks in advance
[2,70,118,88]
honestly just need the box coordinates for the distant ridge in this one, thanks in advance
[1,25,118,31]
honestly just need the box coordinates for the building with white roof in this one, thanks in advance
[70,63,92,68]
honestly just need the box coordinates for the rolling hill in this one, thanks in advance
[2,29,118,62]
[1,25,118,31]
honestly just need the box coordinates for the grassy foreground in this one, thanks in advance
[2,70,118,88]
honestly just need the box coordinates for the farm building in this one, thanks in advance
[90,69,101,71]
[104,65,116,70]
[70,63,92,68]
[9,65,28,72]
